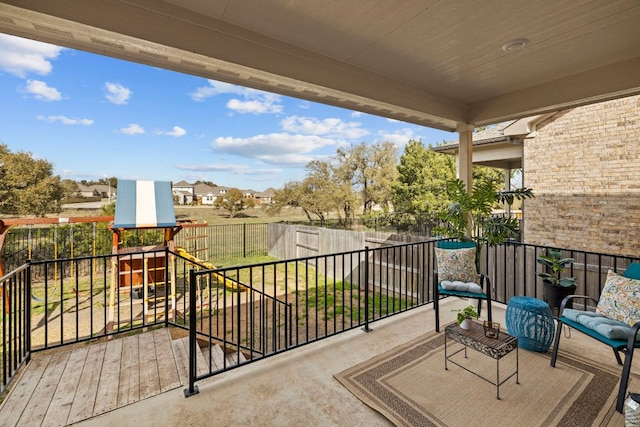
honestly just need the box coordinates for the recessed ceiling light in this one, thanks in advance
[502,38,529,53]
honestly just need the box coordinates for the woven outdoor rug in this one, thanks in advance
[335,331,629,427]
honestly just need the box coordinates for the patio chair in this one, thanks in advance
[433,240,492,332]
[550,261,640,413]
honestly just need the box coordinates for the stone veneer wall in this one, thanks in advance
[523,95,640,257]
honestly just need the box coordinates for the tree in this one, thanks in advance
[61,179,81,197]
[79,177,117,187]
[391,139,457,215]
[194,180,216,187]
[0,144,70,216]
[335,141,397,215]
[268,180,317,222]
[213,188,256,218]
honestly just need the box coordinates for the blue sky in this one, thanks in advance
[0,33,456,191]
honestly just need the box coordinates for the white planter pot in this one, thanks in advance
[460,319,473,330]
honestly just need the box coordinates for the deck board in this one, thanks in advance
[18,351,70,426]
[117,334,139,407]
[153,329,180,392]
[93,338,122,415]
[41,347,88,427]
[0,328,190,426]
[138,331,161,400]
[0,354,53,426]
[66,342,106,425]
[170,337,189,386]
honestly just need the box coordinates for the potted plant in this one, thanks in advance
[434,176,534,267]
[536,249,577,312]
[454,305,479,330]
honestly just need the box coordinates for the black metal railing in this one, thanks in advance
[1,223,270,275]
[1,264,31,394]
[479,242,638,307]
[2,236,639,398]
[183,239,640,395]
[184,239,438,395]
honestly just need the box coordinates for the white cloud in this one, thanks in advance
[190,80,247,100]
[281,116,369,139]
[176,163,281,175]
[212,133,338,167]
[37,115,93,125]
[227,97,283,114]
[191,79,283,114]
[119,123,145,135]
[351,111,363,117]
[157,126,187,137]
[23,80,62,101]
[0,34,63,77]
[377,128,419,148]
[105,82,132,105]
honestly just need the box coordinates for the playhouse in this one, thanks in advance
[110,179,181,324]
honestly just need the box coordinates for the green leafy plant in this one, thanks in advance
[454,305,479,325]
[434,176,534,264]
[536,249,576,287]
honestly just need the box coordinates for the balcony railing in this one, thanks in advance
[2,239,638,397]
[1,264,31,394]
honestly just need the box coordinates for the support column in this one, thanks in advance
[457,124,474,191]
[504,168,511,216]
[457,124,474,238]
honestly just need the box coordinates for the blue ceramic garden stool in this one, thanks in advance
[506,296,555,352]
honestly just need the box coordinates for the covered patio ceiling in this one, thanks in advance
[0,0,639,133]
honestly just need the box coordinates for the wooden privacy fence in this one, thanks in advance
[268,224,640,305]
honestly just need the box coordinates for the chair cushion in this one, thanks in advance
[435,247,479,284]
[563,308,638,340]
[596,270,640,327]
[440,280,483,293]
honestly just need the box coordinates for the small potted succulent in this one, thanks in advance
[454,305,479,330]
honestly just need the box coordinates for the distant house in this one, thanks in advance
[172,180,195,205]
[213,186,229,201]
[171,181,272,206]
[194,183,217,205]
[93,184,115,199]
[77,184,115,199]
[77,184,101,198]
[255,188,276,204]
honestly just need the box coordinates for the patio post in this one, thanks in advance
[184,268,199,397]
[362,246,372,332]
[457,123,474,237]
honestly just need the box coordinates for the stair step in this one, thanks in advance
[174,337,247,376]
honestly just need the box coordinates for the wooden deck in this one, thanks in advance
[0,329,210,427]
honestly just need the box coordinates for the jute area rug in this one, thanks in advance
[335,331,630,427]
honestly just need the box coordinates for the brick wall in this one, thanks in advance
[523,95,640,257]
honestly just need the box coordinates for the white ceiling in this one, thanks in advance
[1,0,639,132]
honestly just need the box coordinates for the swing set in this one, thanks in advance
[0,215,113,310]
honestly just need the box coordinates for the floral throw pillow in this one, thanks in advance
[435,247,479,284]
[596,270,640,327]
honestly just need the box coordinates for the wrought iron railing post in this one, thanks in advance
[288,302,293,348]
[362,246,372,332]
[26,260,31,363]
[184,269,199,397]
[164,248,169,328]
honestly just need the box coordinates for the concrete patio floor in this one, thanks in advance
[66,298,630,427]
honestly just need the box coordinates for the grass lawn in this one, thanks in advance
[57,202,313,225]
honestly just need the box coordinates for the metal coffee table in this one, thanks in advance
[444,321,519,399]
